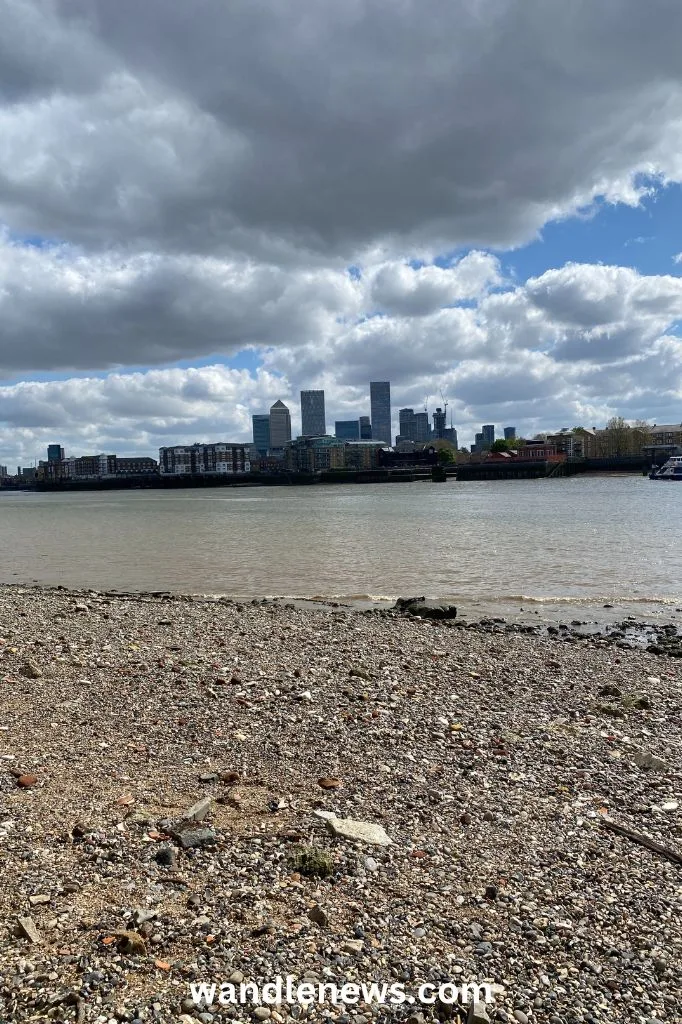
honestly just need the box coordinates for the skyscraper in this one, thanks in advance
[414,412,430,442]
[359,416,372,440]
[269,400,292,449]
[370,381,391,445]
[482,424,495,449]
[300,390,326,436]
[504,426,516,440]
[399,408,416,441]
[335,420,360,440]
[432,407,446,440]
[252,415,271,454]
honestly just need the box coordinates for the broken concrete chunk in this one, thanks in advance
[325,816,393,846]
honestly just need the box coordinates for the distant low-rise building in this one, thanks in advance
[159,443,249,475]
[116,457,158,475]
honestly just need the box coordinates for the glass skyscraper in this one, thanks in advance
[335,419,360,440]
[300,390,326,436]
[359,416,372,440]
[369,381,391,445]
[252,415,271,454]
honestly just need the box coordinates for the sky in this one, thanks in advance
[1,0,682,465]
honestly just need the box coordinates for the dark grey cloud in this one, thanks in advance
[1,1,682,258]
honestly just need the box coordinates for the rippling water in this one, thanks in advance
[1,477,680,617]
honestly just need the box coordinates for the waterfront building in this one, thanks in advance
[300,390,326,436]
[504,427,516,440]
[47,444,65,462]
[370,381,392,445]
[285,435,346,472]
[159,444,248,475]
[444,427,458,448]
[335,419,360,440]
[269,400,292,449]
[343,441,385,470]
[252,414,271,454]
[359,416,372,440]
[115,457,158,475]
[650,423,682,448]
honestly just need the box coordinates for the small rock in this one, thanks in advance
[317,777,342,789]
[16,916,41,943]
[28,894,51,906]
[178,796,213,826]
[254,1009,271,1021]
[632,749,668,771]
[308,905,329,927]
[341,939,364,954]
[467,1002,491,1024]
[17,774,38,788]
[20,661,43,679]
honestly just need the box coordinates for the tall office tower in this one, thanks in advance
[432,407,447,440]
[252,414,271,454]
[269,400,292,449]
[300,390,326,436]
[47,444,65,462]
[399,408,416,441]
[335,419,360,440]
[370,381,391,445]
[482,424,495,448]
[504,426,516,440]
[414,412,430,442]
[359,416,372,440]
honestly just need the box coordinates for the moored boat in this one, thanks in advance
[650,455,682,480]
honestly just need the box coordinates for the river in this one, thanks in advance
[1,476,680,621]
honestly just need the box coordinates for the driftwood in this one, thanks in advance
[600,817,682,867]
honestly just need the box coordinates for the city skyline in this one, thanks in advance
[0,2,681,466]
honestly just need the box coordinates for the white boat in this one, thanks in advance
[650,455,682,480]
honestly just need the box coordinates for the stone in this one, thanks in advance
[341,939,364,954]
[20,660,43,679]
[632,749,668,771]
[467,1002,491,1024]
[110,930,146,955]
[513,1012,529,1024]
[178,796,213,826]
[177,828,217,849]
[308,904,329,927]
[325,816,393,846]
[28,894,50,906]
[17,774,38,788]
[317,777,342,789]
[394,597,457,620]
[132,908,157,926]
[16,916,41,943]
[598,684,622,697]
[254,1009,271,1021]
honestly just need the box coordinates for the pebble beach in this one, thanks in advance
[0,586,680,1024]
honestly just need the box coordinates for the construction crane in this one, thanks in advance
[439,389,448,418]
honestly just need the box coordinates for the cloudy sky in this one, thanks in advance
[1,0,682,465]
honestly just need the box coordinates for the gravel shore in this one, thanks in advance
[0,586,680,1024]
